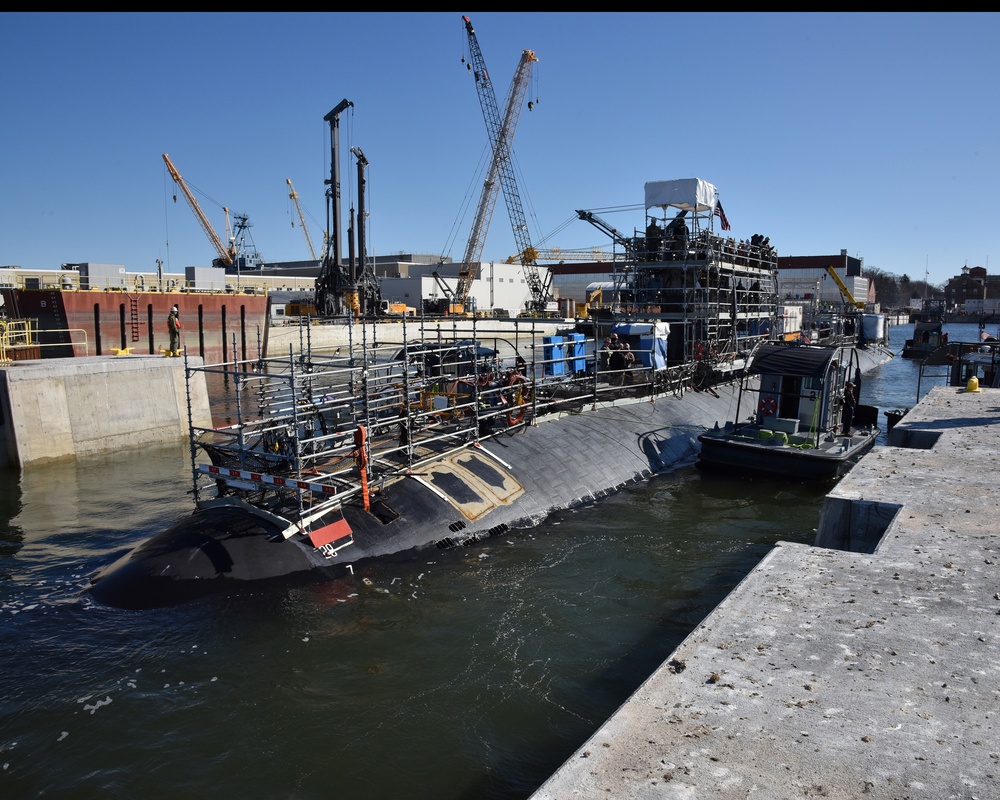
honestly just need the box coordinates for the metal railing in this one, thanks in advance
[183,319,711,531]
[0,320,90,363]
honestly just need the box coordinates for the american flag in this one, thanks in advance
[714,200,731,231]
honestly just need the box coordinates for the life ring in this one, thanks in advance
[507,402,526,425]
[758,396,777,416]
[501,370,528,424]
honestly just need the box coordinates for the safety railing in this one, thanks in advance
[182,319,709,524]
[0,320,89,362]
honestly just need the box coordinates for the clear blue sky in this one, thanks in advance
[2,12,997,287]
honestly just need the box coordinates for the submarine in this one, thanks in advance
[89,179,895,610]
[88,320,892,610]
[89,321,739,609]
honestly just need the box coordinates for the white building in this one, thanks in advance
[377,259,549,316]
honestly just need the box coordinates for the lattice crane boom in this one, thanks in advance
[461,16,549,312]
[162,153,235,268]
[456,35,536,306]
[507,245,614,263]
[286,178,318,261]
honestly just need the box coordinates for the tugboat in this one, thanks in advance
[88,179,891,609]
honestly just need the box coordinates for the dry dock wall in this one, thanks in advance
[265,318,563,354]
[0,356,211,468]
[531,384,1000,800]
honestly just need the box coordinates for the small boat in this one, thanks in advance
[901,321,944,359]
[696,341,880,481]
[922,335,1000,390]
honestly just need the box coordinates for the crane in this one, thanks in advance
[824,265,866,309]
[162,153,237,269]
[456,29,537,310]
[461,15,551,314]
[506,246,614,263]
[286,178,318,261]
[575,209,638,257]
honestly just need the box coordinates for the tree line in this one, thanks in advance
[863,267,941,310]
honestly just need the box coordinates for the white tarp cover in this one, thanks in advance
[862,313,886,343]
[611,322,670,371]
[644,178,717,212]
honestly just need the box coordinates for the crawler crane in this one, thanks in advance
[460,15,552,314]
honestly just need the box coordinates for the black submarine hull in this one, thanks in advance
[89,386,740,610]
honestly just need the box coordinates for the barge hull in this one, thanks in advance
[1,287,270,362]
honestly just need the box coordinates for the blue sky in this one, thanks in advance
[2,12,997,287]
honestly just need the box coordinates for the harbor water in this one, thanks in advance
[0,322,971,799]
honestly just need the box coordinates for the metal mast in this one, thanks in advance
[316,98,353,316]
[350,146,380,315]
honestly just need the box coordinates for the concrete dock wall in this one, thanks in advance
[0,356,211,468]
[531,384,1000,799]
[265,318,563,355]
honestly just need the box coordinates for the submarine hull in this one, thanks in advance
[90,386,741,609]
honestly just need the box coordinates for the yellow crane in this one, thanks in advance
[286,178,319,261]
[162,153,236,268]
[824,265,866,309]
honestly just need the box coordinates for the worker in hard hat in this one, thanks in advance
[841,381,857,435]
[167,305,182,357]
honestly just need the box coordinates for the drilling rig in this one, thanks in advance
[315,99,354,316]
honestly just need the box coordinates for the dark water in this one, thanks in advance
[0,322,967,799]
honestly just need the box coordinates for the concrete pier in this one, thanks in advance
[531,384,1000,799]
[0,356,211,468]
[0,320,560,468]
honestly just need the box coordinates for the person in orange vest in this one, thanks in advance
[167,305,181,357]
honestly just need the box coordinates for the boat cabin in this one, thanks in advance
[901,321,944,359]
[748,343,876,444]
